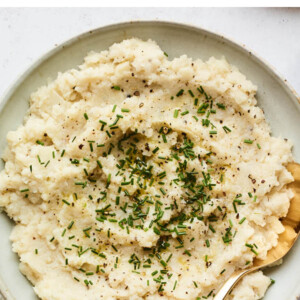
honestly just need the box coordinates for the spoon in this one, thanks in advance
[214,162,300,300]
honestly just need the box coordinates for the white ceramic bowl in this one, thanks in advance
[0,21,299,300]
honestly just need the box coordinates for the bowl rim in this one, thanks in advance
[0,20,299,300]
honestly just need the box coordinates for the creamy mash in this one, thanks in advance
[0,38,294,300]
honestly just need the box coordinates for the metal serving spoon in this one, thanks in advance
[214,162,300,300]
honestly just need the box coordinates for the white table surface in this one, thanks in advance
[0,7,300,99]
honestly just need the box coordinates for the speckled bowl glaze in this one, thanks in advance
[0,21,299,300]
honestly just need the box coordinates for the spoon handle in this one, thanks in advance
[214,268,254,300]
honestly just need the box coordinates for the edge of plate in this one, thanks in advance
[0,20,299,300]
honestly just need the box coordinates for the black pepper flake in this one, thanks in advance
[206,261,212,267]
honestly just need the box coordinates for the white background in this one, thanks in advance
[0,7,300,99]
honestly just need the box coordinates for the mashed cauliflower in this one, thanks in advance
[0,38,294,300]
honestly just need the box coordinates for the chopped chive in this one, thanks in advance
[67,221,74,229]
[153,227,160,235]
[198,86,204,94]
[106,173,111,188]
[62,199,70,205]
[257,143,261,149]
[239,217,246,224]
[151,147,159,154]
[163,52,168,57]
[176,89,184,97]
[209,224,215,233]
[121,108,130,113]
[188,90,194,97]
[97,160,103,168]
[71,159,79,165]
[112,86,120,90]
[217,103,226,110]
[106,130,112,138]
[181,110,189,116]
[220,173,224,182]
[36,140,44,146]
[174,109,179,118]
[99,120,107,125]
[244,139,253,144]
[166,254,173,263]
[160,259,167,267]
[223,126,231,133]
[160,188,166,195]
[251,248,258,255]
[84,113,89,120]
